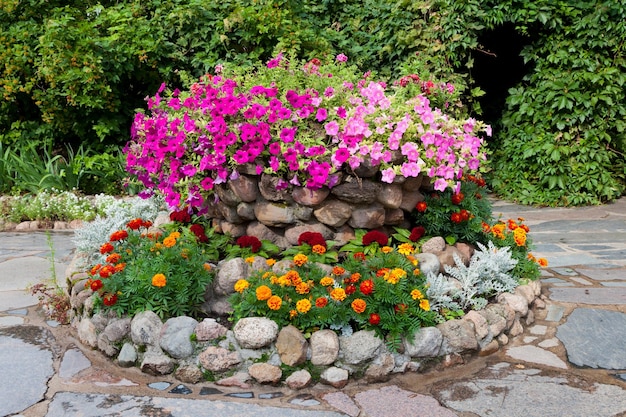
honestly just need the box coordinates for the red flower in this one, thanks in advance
[346,284,356,295]
[297,231,327,248]
[315,297,328,308]
[90,279,103,291]
[451,192,465,205]
[109,230,128,242]
[169,209,192,224]
[190,224,209,243]
[362,230,388,246]
[236,235,262,253]
[409,226,426,242]
[394,303,408,314]
[415,201,427,213]
[460,209,470,222]
[99,264,115,278]
[369,313,381,325]
[102,293,117,306]
[359,279,374,296]
[126,218,143,230]
[99,243,114,255]
[450,212,463,224]
[353,252,366,261]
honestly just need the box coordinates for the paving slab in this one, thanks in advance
[549,287,626,304]
[46,392,346,417]
[557,308,626,369]
[436,363,626,417]
[0,326,56,417]
[354,385,458,417]
[574,267,626,281]
[505,345,567,369]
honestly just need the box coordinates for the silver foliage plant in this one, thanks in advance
[73,196,164,261]
[426,241,519,312]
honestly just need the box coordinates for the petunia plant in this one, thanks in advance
[229,231,438,350]
[125,54,491,212]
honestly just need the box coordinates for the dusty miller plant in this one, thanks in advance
[73,196,163,260]
[428,241,519,312]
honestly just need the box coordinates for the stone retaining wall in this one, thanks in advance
[70,257,543,389]
[207,168,427,248]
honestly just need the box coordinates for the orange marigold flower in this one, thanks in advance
[353,252,366,261]
[152,273,167,287]
[538,258,549,267]
[312,244,326,254]
[482,222,491,233]
[100,243,114,254]
[520,224,530,233]
[492,223,506,240]
[419,299,431,311]
[376,268,389,277]
[507,219,518,230]
[203,263,212,272]
[256,285,272,301]
[90,263,102,276]
[266,258,276,267]
[413,268,421,276]
[330,288,347,302]
[245,256,255,264]
[296,299,311,314]
[349,272,361,283]
[315,297,328,308]
[114,263,126,273]
[285,270,301,285]
[293,253,308,267]
[267,295,282,311]
[99,265,115,278]
[289,309,298,319]
[381,246,394,254]
[513,227,527,246]
[295,282,310,294]
[351,298,367,314]
[106,253,121,264]
[320,277,335,287]
[332,266,345,276]
[169,231,181,239]
[359,279,374,295]
[163,236,176,248]
[411,289,424,300]
[234,279,249,293]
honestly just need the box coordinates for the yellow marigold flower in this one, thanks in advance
[351,298,367,314]
[203,263,212,272]
[330,287,347,302]
[312,244,326,254]
[262,271,273,279]
[289,309,298,319]
[267,295,282,310]
[277,276,290,286]
[266,258,276,267]
[151,273,167,288]
[234,279,249,293]
[169,231,181,239]
[492,223,506,240]
[385,268,406,284]
[162,236,176,248]
[293,253,308,267]
[513,227,527,246]
[296,299,312,314]
[245,256,255,264]
[294,281,309,294]
[270,275,280,285]
[256,285,272,301]
[381,246,393,254]
[398,243,414,256]
[411,289,424,300]
[419,298,430,311]
[332,266,345,276]
[320,277,335,287]
[538,258,549,267]
[406,255,419,266]
[154,242,164,250]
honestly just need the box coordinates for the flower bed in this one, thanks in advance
[66,54,547,387]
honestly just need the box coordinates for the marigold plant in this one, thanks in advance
[86,218,225,319]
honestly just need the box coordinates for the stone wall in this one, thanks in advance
[207,168,427,248]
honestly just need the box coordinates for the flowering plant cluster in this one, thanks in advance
[482,217,548,281]
[86,218,224,319]
[229,231,438,349]
[411,175,493,244]
[125,54,490,211]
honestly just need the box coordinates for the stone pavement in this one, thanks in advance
[1,198,625,417]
